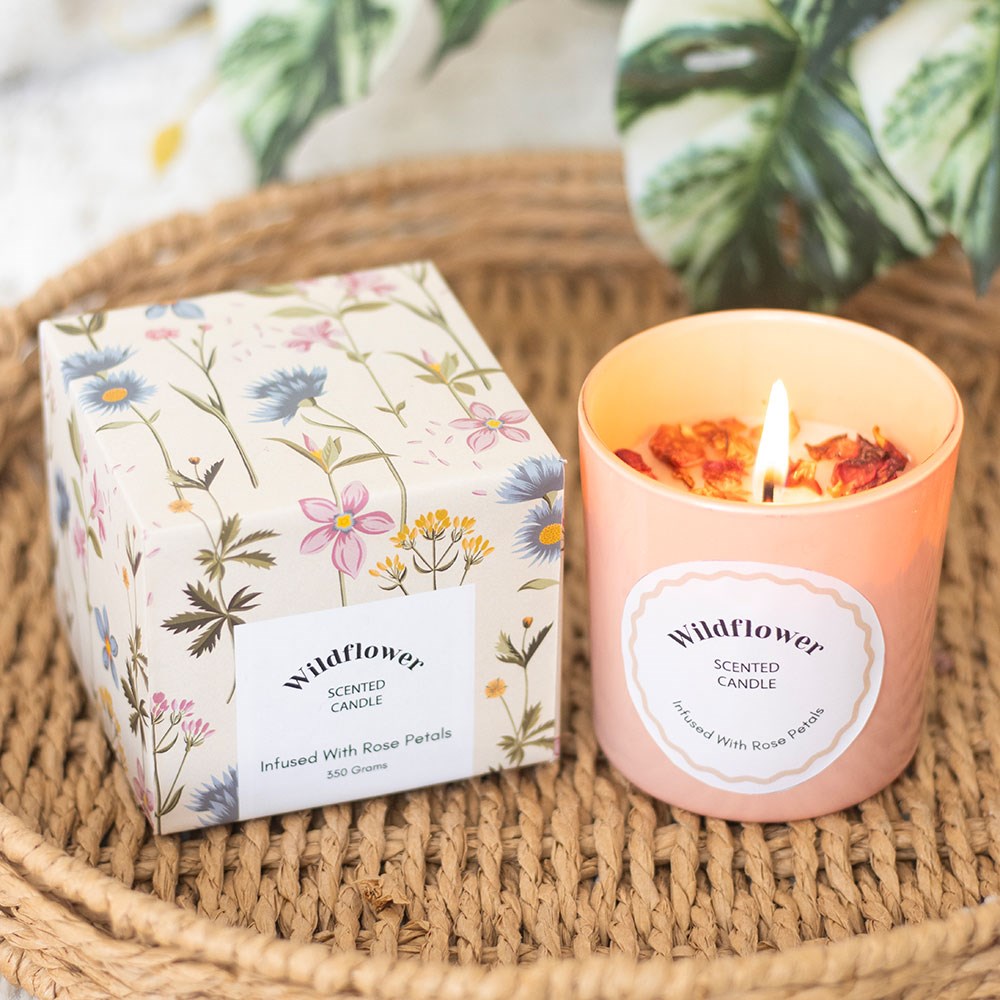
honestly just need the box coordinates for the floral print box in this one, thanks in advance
[40,263,565,833]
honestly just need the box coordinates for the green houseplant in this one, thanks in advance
[215,0,999,310]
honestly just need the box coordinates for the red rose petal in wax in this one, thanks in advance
[614,448,657,479]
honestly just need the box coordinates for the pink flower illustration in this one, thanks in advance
[450,402,530,453]
[132,758,154,818]
[145,328,179,341]
[285,319,342,352]
[150,691,194,724]
[89,472,107,542]
[340,270,395,298]
[299,483,393,578]
[72,522,86,560]
[182,717,214,748]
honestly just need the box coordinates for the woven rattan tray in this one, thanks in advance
[2,152,1000,999]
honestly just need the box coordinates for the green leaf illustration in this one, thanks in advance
[269,436,328,471]
[162,582,229,657]
[159,786,185,818]
[202,459,224,491]
[340,300,391,313]
[521,701,542,735]
[495,631,524,667]
[219,1,416,183]
[246,282,301,297]
[96,420,141,432]
[431,0,515,66]
[229,551,277,570]
[270,306,328,318]
[171,384,220,418]
[195,548,226,583]
[86,527,103,559]
[71,478,86,520]
[68,412,82,468]
[517,578,559,591]
[322,437,342,468]
[617,0,932,309]
[235,528,281,548]
[218,515,241,553]
[854,1,1000,292]
[335,451,395,469]
[524,622,552,667]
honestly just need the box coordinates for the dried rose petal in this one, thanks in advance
[829,432,907,497]
[873,425,908,468]
[614,448,657,479]
[693,481,748,502]
[806,434,859,462]
[786,458,822,495]
[650,424,705,469]
[703,458,748,495]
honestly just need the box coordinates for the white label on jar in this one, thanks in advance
[234,586,475,820]
[621,561,884,792]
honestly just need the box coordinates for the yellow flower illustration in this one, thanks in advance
[391,525,416,549]
[414,509,451,540]
[451,515,476,541]
[169,498,193,513]
[369,555,408,594]
[522,616,533,629]
[122,566,130,590]
[485,677,507,699]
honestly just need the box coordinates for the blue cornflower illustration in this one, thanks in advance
[514,497,564,565]
[497,455,565,504]
[79,371,155,414]
[191,767,239,825]
[54,471,70,531]
[247,366,327,423]
[95,605,119,688]
[60,345,134,389]
[145,299,204,320]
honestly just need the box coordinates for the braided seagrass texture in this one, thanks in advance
[1,152,1000,999]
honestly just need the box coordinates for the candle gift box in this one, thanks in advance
[40,262,565,834]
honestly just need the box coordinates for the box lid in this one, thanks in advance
[41,262,563,534]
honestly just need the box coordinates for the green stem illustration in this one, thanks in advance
[161,745,192,820]
[150,714,165,835]
[341,322,407,426]
[167,333,260,487]
[306,403,408,525]
[399,265,490,389]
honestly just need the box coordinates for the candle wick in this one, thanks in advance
[763,476,775,504]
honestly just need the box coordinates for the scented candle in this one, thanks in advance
[578,310,962,821]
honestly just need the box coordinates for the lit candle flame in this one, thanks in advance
[752,379,790,503]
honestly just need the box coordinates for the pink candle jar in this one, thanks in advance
[578,310,963,821]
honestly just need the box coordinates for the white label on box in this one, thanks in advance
[621,561,884,793]
[235,586,476,819]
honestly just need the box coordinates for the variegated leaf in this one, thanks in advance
[853,0,1000,291]
[617,0,931,309]
[430,0,515,66]
[218,0,419,183]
